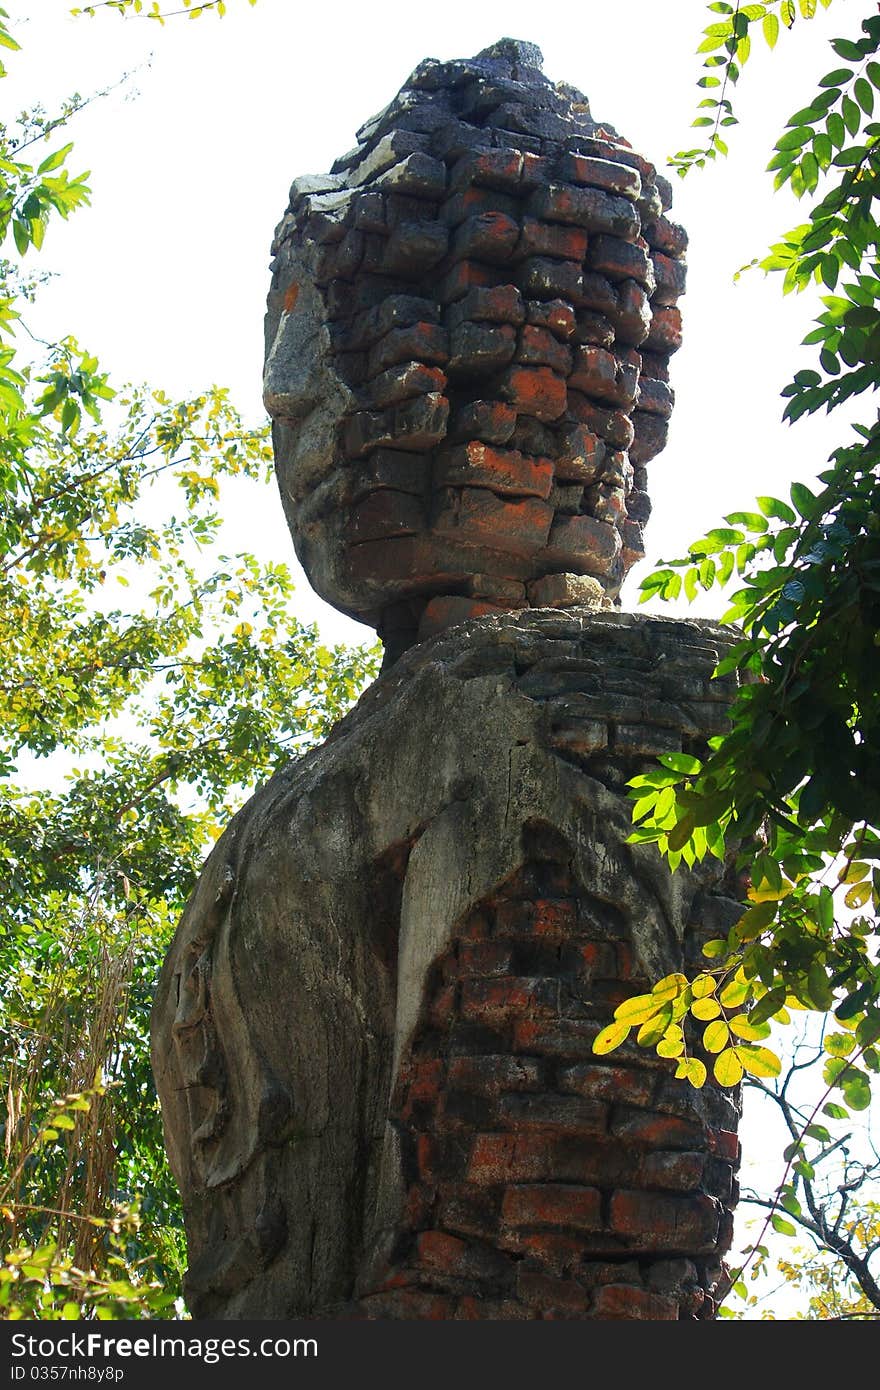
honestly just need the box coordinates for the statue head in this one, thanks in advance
[264,39,686,660]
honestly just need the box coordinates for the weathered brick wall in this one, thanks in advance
[263,39,687,657]
[351,861,739,1320]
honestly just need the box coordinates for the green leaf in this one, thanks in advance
[818,68,853,88]
[771,1214,797,1237]
[757,495,796,523]
[790,481,818,518]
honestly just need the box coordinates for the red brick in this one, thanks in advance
[447,1054,544,1095]
[418,596,508,641]
[368,322,448,375]
[590,1284,678,1320]
[459,975,560,1023]
[707,1128,741,1164]
[427,982,456,1027]
[558,1063,655,1107]
[498,366,567,422]
[541,514,622,576]
[567,393,635,448]
[528,183,640,239]
[569,345,638,406]
[559,153,642,199]
[455,941,515,977]
[434,442,554,499]
[526,298,577,339]
[452,211,521,263]
[445,282,525,327]
[494,897,576,938]
[587,233,653,286]
[609,1190,721,1252]
[417,1134,437,1181]
[449,399,517,446]
[467,1132,555,1184]
[610,1107,704,1151]
[455,1295,532,1320]
[645,304,683,354]
[365,361,447,409]
[516,325,573,376]
[516,1269,591,1313]
[448,322,517,373]
[431,487,553,556]
[640,1150,705,1192]
[497,1093,607,1135]
[647,214,688,257]
[651,251,688,304]
[497,1230,587,1274]
[517,218,589,262]
[554,424,606,484]
[346,490,425,542]
[438,260,502,305]
[450,148,523,192]
[630,409,668,464]
[502,1183,602,1231]
[416,1230,468,1275]
[361,1290,453,1319]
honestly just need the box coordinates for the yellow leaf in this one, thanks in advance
[593,1021,630,1055]
[614,993,663,1025]
[714,1048,744,1086]
[703,1020,730,1053]
[736,1045,781,1079]
[691,997,721,1021]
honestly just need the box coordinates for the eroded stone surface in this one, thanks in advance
[264,40,687,656]
[152,612,741,1320]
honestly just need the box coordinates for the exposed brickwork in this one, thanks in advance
[264,39,688,654]
[350,860,739,1320]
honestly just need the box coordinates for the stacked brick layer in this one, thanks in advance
[264,39,687,654]
[348,862,739,1321]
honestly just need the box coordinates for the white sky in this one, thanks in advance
[6,0,876,1316]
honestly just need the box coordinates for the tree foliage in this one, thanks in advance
[593,0,880,1313]
[0,0,379,1319]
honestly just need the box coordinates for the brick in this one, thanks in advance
[498,366,567,422]
[374,151,448,200]
[447,1055,544,1095]
[494,897,577,938]
[497,1230,590,1273]
[590,1284,678,1320]
[612,279,652,347]
[431,487,553,556]
[440,186,520,229]
[574,310,616,348]
[630,409,668,465]
[449,399,517,446]
[588,234,654,288]
[437,260,503,304]
[418,596,508,641]
[399,1056,445,1107]
[558,1063,655,1107]
[452,211,521,263]
[368,322,448,376]
[445,283,525,329]
[467,1132,557,1185]
[541,514,622,576]
[382,220,449,277]
[651,251,687,304]
[450,148,524,193]
[640,1150,706,1192]
[609,1190,721,1252]
[526,298,577,339]
[363,361,447,409]
[646,214,688,258]
[345,449,429,501]
[498,1093,607,1134]
[578,272,619,317]
[569,346,638,407]
[438,1186,503,1242]
[548,482,585,515]
[528,183,640,239]
[428,983,456,1028]
[346,489,425,542]
[518,256,583,304]
[448,322,517,374]
[502,1184,603,1231]
[465,574,527,605]
[707,1128,741,1164]
[527,573,604,610]
[559,153,642,200]
[516,325,573,376]
[637,376,674,418]
[455,940,515,977]
[361,1289,453,1320]
[517,219,589,262]
[459,975,560,1023]
[554,424,606,484]
[645,304,683,354]
[516,1269,591,1313]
